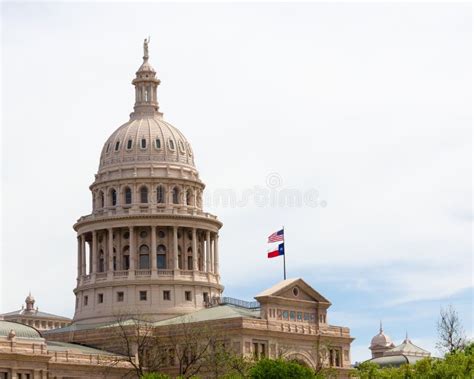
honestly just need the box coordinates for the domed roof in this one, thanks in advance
[98,39,196,173]
[370,322,394,348]
[25,293,35,304]
[99,116,195,172]
[0,320,43,340]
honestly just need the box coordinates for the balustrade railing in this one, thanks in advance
[113,270,129,278]
[79,269,219,283]
[80,206,218,222]
[135,269,151,276]
[157,269,173,276]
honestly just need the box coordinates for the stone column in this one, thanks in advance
[210,235,215,273]
[129,226,135,270]
[108,228,114,271]
[80,234,86,276]
[200,236,205,271]
[77,236,81,278]
[192,228,198,271]
[206,231,211,273]
[91,231,97,273]
[173,226,179,270]
[151,225,157,270]
[214,233,219,275]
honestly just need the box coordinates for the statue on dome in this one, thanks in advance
[143,37,150,60]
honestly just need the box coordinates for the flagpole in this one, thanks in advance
[283,225,286,280]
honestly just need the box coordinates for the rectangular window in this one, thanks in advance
[123,255,130,270]
[253,342,259,360]
[157,254,166,269]
[163,290,171,301]
[203,292,209,303]
[260,343,266,358]
[290,311,296,320]
[84,295,88,306]
[185,291,192,301]
[140,291,147,301]
[117,291,124,302]
[98,293,104,303]
[187,256,193,270]
[141,138,147,149]
[139,254,150,269]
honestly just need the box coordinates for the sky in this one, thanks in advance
[1,2,472,363]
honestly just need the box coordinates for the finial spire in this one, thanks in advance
[379,320,383,333]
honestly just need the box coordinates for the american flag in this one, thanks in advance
[268,229,284,243]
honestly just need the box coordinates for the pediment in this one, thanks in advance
[255,278,331,305]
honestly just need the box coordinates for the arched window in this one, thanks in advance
[178,140,185,154]
[155,138,161,149]
[157,185,165,204]
[139,245,150,269]
[140,186,148,203]
[115,141,120,151]
[186,190,193,206]
[124,187,132,205]
[127,139,133,150]
[122,246,130,270]
[110,189,117,206]
[98,250,105,272]
[113,248,117,271]
[157,244,166,269]
[141,138,147,149]
[172,187,180,205]
[187,247,193,270]
[169,139,175,150]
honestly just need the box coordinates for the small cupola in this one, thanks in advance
[130,37,162,119]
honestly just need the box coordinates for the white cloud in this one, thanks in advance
[0,4,471,353]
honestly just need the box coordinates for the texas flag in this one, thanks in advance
[268,243,285,258]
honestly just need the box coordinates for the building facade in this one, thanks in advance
[0,295,71,332]
[1,40,354,378]
[367,325,430,367]
[73,39,222,325]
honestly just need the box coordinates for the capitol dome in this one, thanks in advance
[99,117,195,173]
[72,39,222,325]
[97,39,196,175]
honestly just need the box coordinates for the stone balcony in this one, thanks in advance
[79,269,219,287]
[76,205,219,224]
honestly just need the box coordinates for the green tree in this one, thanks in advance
[141,374,171,379]
[248,358,314,379]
